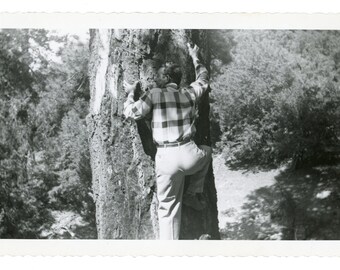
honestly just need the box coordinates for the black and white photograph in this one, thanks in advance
[1,27,340,242]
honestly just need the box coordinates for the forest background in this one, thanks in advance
[0,29,339,239]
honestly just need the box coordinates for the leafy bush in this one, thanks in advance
[211,30,340,171]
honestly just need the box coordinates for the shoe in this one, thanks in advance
[199,234,212,240]
[183,193,205,211]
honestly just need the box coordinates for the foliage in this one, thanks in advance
[0,29,96,238]
[0,29,54,238]
[43,35,96,238]
[211,30,340,171]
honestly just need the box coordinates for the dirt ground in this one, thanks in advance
[213,154,279,229]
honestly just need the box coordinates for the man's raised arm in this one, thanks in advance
[187,43,210,100]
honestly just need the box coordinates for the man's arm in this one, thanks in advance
[187,44,210,100]
[123,81,152,120]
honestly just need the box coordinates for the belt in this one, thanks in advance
[156,138,191,148]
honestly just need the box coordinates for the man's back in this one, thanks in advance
[147,83,197,144]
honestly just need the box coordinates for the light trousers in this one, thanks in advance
[155,141,212,240]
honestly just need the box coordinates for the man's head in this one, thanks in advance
[155,63,182,88]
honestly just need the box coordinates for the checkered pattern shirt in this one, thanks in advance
[123,58,209,145]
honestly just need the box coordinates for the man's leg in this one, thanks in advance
[156,171,185,240]
[182,145,212,210]
[186,145,212,194]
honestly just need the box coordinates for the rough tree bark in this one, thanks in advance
[86,29,220,239]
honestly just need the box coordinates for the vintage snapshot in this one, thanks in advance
[0,13,340,256]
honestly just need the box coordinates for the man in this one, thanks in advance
[123,43,212,240]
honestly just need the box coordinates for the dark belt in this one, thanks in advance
[156,138,191,148]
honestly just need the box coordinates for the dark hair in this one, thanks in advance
[163,63,182,85]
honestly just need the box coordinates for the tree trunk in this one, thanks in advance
[86,29,220,239]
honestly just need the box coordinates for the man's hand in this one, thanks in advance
[123,80,139,95]
[187,43,199,59]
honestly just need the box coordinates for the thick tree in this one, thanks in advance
[87,29,220,239]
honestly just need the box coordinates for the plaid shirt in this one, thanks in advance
[123,58,209,145]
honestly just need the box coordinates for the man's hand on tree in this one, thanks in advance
[123,80,139,95]
[187,43,200,59]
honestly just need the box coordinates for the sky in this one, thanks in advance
[41,29,89,66]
